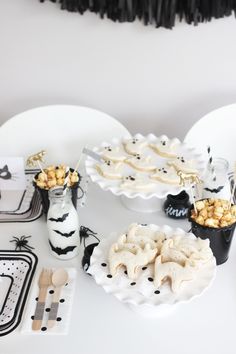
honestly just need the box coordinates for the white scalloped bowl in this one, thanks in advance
[85,134,205,212]
[88,225,216,317]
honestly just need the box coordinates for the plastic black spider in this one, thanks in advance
[10,235,34,251]
[79,226,100,248]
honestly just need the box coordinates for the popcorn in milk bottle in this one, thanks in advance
[47,188,80,260]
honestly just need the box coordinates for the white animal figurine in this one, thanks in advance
[26,150,46,167]
[109,242,157,280]
[154,255,195,293]
[176,170,201,187]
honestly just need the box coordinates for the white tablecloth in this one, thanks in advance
[1,183,236,354]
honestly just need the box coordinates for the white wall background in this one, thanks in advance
[1,0,236,139]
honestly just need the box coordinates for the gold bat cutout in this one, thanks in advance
[177,170,202,187]
[26,150,46,167]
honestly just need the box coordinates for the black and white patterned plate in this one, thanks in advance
[0,170,43,223]
[0,251,38,336]
[0,170,37,214]
[0,257,31,326]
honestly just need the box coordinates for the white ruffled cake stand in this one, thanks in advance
[88,225,216,317]
[119,194,165,213]
[85,134,205,213]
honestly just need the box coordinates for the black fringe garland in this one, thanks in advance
[40,0,236,29]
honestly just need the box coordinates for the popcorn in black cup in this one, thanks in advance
[189,198,236,265]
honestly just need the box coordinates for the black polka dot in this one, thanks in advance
[148,277,154,282]
[101,263,107,267]
[56,317,62,322]
[124,270,127,275]
[49,290,54,294]
[65,283,68,286]
[31,315,34,320]
[130,282,136,286]
[41,327,47,331]
[142,267,147,271]
[154,290,160,294]
[107,274,112,278]
[45,308,50,312]
[35,297,38,301]
[59,299,65,303]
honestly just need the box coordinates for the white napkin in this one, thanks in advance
[21,268,77,335]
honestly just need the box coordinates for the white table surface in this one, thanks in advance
[1,182,236,354]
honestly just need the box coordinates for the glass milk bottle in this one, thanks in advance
[202,158,231,200]
[47,188,80,260]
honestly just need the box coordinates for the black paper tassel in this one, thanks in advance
[40,0,236,29]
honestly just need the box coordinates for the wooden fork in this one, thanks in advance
[32,268,52,331]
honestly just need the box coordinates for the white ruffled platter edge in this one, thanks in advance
[85,133,206,200]
[88,224,216,317]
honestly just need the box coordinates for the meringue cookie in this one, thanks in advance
[150,165,180,185]
[167,156,198,174]
[125,154,157,172]
[149,138,178,158]
[123,138,148,155]
[101,145,127,162]
[120,174,156,191]
[96,160,124,179]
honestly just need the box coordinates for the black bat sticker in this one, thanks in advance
[48,213,69,222]
[53,229,76,237]
[49,240,77,255]
[204,186,224,193]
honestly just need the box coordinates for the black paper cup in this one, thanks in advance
[33,169,81,214]
[189,204,236,265]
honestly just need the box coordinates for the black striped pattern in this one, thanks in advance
[40,0,236,29]
[207,146,213,165]
[63,168,70,192]
[207,146,216,182]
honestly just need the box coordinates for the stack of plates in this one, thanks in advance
[0,170,42,223]
[0,250,38,336]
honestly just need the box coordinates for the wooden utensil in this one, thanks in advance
[47,268,68,329]
[32,268,52,331]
